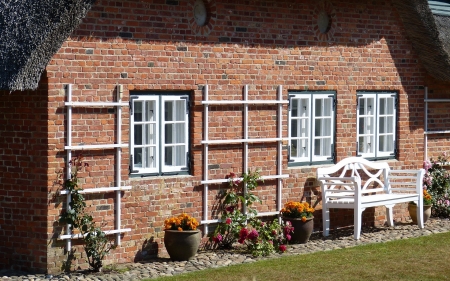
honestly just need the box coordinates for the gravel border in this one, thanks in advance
[2,218,450,281]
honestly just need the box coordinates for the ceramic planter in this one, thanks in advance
[164,229,201,261]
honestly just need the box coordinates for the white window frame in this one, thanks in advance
[288,91,336,166]
[357,91,397,159]
[130,93,189,175]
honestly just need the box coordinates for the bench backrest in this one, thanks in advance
[316,157,390,193]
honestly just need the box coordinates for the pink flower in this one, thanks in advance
[279,245,287,252]
[423,160,432,171]
[213,233,223,243]
[225,218,232,225]
[286,234,291,241]
[247,229,259,241]
[225,206,235,213]
[239,228,249,240]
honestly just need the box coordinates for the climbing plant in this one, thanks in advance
[58,154,116,272]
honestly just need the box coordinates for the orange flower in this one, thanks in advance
[301,216,307,222]
[280,201,314,219]
[165,213,199,231]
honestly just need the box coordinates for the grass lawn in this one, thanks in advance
[147,231,450,281]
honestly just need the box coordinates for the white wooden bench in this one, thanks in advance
[316,157,425,239]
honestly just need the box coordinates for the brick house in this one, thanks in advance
[1,0,450,274]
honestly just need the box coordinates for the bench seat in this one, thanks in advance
[316,157,425,239]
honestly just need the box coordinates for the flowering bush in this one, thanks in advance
[280,201,315,222]
[58,154,115,272]
[210,169,292,256]
[164,213,199,231]
[236,218,293,256]
[423,153,450,217]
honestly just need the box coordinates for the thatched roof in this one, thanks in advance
[1,0,450,91]
[0,0,95,91]
[393,0,450,81]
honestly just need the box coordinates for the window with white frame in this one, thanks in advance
[288,91,336,166]
[357,91,397,159]
[130,92,190,175]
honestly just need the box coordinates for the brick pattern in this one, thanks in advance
[0,78,49,273]
[3,0,450,274]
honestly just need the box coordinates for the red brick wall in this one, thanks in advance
[5,0,445,273]
[0,75,49,273]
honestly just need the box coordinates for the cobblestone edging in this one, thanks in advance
[2,218,450,281]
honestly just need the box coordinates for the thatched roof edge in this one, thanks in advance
[393,0,450,81]
[0,0,96,91]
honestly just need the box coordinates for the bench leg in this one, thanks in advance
[322,206,330,237]
[354,208,364,240]
[385,204,394,227]
[417,202,424,229]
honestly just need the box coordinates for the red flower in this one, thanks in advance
[279,244,287,252]
[225,218,232,225]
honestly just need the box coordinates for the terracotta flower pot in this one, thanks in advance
[282,216,314,244]
[408,203,432,224]
[164,229,201,261]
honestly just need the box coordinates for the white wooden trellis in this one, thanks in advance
[201,85,289,233]
[424,86,450,161]
[60,84,131,251]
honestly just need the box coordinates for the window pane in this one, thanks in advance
[300,139,308,157]
[300,118,308,137]
[134,147,142,167]
[300,99,308,117]
[379,135,393,152]
[359,98,365,113]
[134,124,143,145]
[379,97,394,115]
[323,98,331,116]
[134,101,143,122]
[290,139,298,157]
[315,119,322,136]
[315,99,322,117]
[174,100,185,121]
[359,136,373,153]
[379,117,385,133]
[145,100,155,121]
[323,119,331,136]
[165,123,185,144]
[314,138,331,156]
[291,99,298,117]
[145,124,156,145]
[315,119,331,137]
[143,147,156,168]
[290,119,298,138]
[165,101,174,121]
[165,145,186,166]
[359,97,374,115]
[386,116,393,133]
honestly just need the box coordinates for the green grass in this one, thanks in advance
[148,231,450,281]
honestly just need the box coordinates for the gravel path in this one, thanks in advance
[2,218,450,281]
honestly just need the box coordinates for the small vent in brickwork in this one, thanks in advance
[313,1,337,42]
[189,0,216,36]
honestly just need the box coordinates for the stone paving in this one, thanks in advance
[2,218,450,281]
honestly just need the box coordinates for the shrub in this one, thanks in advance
[210,169,292,256]
[58,155,116,272]
[423,153,450,217]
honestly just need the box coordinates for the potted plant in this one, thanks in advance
[408,189,433,224]
[164,213,201,261]
[280,201,315,243]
